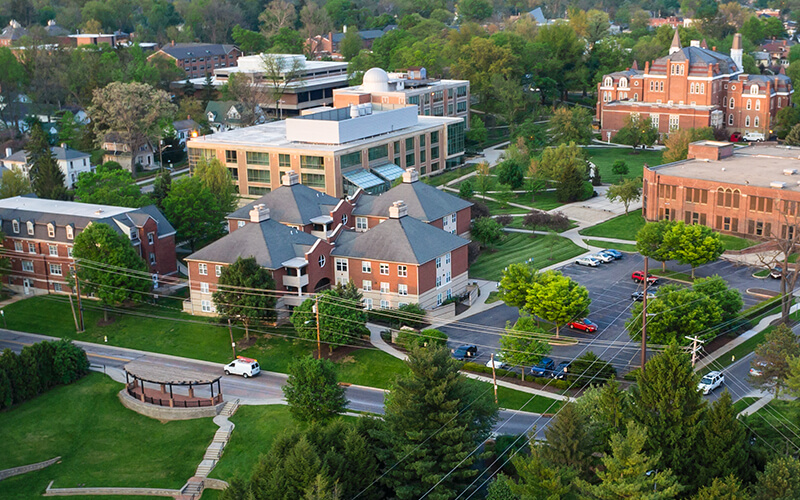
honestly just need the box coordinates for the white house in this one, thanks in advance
[1,145,93,189]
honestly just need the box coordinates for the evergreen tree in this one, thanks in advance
[696,391,752,486]
[750,324,800,398]
[631,344,706,485]
[511,445,578,500]
[754,456,800,500]
[374,346,497,499]
[212,257,276,340]
[693,475,747,500]
[27,124,67,200]
[486,474,517,500]
[540,403,597,479]
[282,355,347,423]
[152,168,172,210]
[577,422,683,499]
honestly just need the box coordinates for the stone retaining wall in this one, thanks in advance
[118,390,223,421]
[0,456,60,481]
[203,478,229,490]
[44,481,181,497]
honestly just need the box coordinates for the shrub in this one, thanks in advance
[496,215,512,226]
[0,367,11,410]
[459,179,474,199]
[611,160,629,176]
[53,340,90,385]
[471,201,490,219]
[369,303,427,329]
[522,210,570,232]
[396,328,448,349]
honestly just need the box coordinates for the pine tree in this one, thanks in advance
[510,445,578,500]
[696,391,753,487]
[152,169,172,210]
[540,403,597,479]
[693,475,747,500]
[27,124,67,200]
[282,355,347,423]
[486,474,517,500]
[754,456,800,500]
[630,344,706,485]
[375,346,498,499]
[212,257,276,340]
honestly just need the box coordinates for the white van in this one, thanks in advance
[743,132,765,142]
[224,356,261,378]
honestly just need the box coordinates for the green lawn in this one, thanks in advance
[425,165,476,187]
[652,269,695,282]
[732,396,759,414]
[585,147,664,184]
[470,233,586,281]
[474,191,563,214]
[583,239,638,253]
[507,216,577,232]
[1,295,407,389]
[720,234,759,251]
[0,373,216,498]
[579,210,645,240]
[485,291,502,304]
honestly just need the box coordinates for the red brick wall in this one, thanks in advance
[346,257,421,295]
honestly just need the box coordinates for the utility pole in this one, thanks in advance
[228,318,236,359]
[641,257,649,374]
[490,353,498,404]
[685,335,705,367]
[315,295,321,359]
[73,267,85,332]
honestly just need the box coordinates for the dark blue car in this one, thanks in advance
[600,249,623,260]
[451,344,478,360]
[531,357,555,377]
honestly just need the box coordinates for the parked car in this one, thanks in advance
[576,257,601,267]
[730,131,742,142]
[224,356,261,378]
[599,249,623,260]
[486,353,508,370]
[452,344,478,360]
[566,318,598,333]
[632,271,659,285]
[770,266,783,279]
[698,371,725,395]
[590,252,614,263]
[743,131,765,142]
[553,361,571,379]
[750,359,768,377]
[531,357,556,377]
[631,291,657,301]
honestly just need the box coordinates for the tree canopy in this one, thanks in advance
[212,257,276,340]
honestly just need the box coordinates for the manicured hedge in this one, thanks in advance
[396,328,448,349]
[0,340,89,410]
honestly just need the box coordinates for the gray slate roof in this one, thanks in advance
[332,215,467,264]
[173,119,200,131]
[528,7,548,24]
[227,183,340,225]
[158,43,238,60]
[186,218,317,269]
[353,180,472,221]
[4,146,90,163]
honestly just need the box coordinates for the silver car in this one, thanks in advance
[576,257,600,267]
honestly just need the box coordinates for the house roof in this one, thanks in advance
[227,183,340,225]
[4,146,90,163]
[173,119,200,131]
[205,101,243,125]
[0,20,28,41]
[649,46,739,76]
[156,43,238,60]
[353,179,472,221]
[44,21,69,37]
[528,7,548,24]
[186,217,317,269]
[332,215,468,264]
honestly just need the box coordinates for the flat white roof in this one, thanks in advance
[0,196,132,218]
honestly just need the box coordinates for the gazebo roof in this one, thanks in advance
[124,361,221,385]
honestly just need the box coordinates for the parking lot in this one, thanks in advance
[442,252,783,377]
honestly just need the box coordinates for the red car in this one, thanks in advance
[567,318,598,332]
[730,131,742,142]
[632,271,659,285]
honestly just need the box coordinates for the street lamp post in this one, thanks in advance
[158,141,172,171]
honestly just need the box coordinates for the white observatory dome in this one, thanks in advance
[362,67,390,92]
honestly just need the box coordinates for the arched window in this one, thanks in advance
[755,116,760,127]
[745,116,750,127]
[716,188,741,208]
[750,84,759,94]
[756,100,761,111]
[729,98,735,109]
[604,77,613,87]
[690,83,695,93]
[728,114,734,125]
[619,77,628,88]
[746,99,751,110]
[700,83,705,94]
[26,221,34,235]
[633,93,638,101]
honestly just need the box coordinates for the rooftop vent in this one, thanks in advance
[249,204,270,223]
[771,181,786,189]
[389,200,408,219]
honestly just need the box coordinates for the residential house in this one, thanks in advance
[148,42,242,79]
[204,101,247,131]
[102,134,155,171]
[0,20,28,46]
[0,196,177,296]
[43,20,69,38]
[306,26,396,59]
[172,118,200,148]
[757,38,796,68]
[1,145,93,189]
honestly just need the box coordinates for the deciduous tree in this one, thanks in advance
[527,270,591,338]
[749,324,800,398]
[162,176,225,251]
[614,114,659,150]
[339,27,363,61]
[258,0,297,39]
[0,169,32,199]
[193,158,238,214]
[213,257,276,341]
[291,282,368,349]
[606,177,642,215]
[472,217,504,249]
[664,221,724,278]
[663,127,715,163]
[283,355,347,423]
[499,263,538,309]
[74,163,150,207]
[636,220,676,271]
[499,318,551,381]
[549,107,593,145]
[538,142,588,203]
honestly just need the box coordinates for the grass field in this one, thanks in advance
[584,239,639,253]
[507,216,577,232]
[732,396,759,414]
[0,373,216,499]
[585,147,664,184]
[720,234,759,251]
[578,210,645,240]
[425,165,476,187]
[469,233,586,281]
[473,191,563,215]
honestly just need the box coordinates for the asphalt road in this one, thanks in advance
[0,329,550,437]
[442,253,785,399]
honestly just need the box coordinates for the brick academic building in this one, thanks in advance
[644,141,800,240]
[597,31,793,140]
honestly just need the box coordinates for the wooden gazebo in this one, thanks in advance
[124,361,223,408]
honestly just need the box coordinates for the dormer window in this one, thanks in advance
[47,223,55,238]
[66,225,74,240]
[619,77,628,88]
[604,77,613,87]
[750,84,759,94]
[12,219,19,234]
[27,221,34,235]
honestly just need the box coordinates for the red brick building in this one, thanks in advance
[148,42,241,79]
[0,197,177,296]
[598,32,793,140]
[643,141,800,239]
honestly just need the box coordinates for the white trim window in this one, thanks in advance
[22,260,34,272]
[398,265,407,277]
[436,257,442,269]
[14,241,22,252]
[318,255,326,267]
[436,276,442,287]
[446,272,451,284]
[27,221,34,235]
[380,300,389,309]
[445,253,451,264]
[335,258,348,272]
[66,225,74,240]
[198,263,208,275]
[150,252,156,265]
[669,115,679,130]
[756,100,761,111]
[398,284,408,296]
[200,282,209,293]
[729,98,735,109]
[651,114,659,128]
[380,282,390,293]
[28,243,36,254]
[437,293,443,306]
[148,232,155,245]
[12,220,19,233]
[362,261,372,273]
[364,298,373,310]
[356,217,368,230]
[215,265,223,277]
[380,263,389,275]
[68,246,73,258]
[201,300,212,313]
[47,224,55,238]
[49,263,62,276]
[49,244,58,256]
[362,280,372,291]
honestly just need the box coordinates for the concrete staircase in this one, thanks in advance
[220,399,239,417]
[180,479,204,499]
[195,459,216,478]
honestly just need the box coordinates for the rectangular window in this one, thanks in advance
[245,151,270,166]
[380,263,389,275]
[225,150,238,163]
[362,280,372,291]
[200,282,209,293]
[54,283,62,293]
[436,257,442,269]
[380,300,389,309]
[68,247,73,257]
[279,154,291,168]
[749,196,773,213]
[456,101,467,112]
[22,260,33,272]
[247,168,270,183]
[340,151,362,169]
[362,261,372,273]
[398,284,408,296]
[14,242,22,252]
[368,145,388,162]
[356,217,368,230]
[28,243,36,254]
[398,265,407,277]
[364,298,373,310]
[248,186,270,196]
[420,150,426,163]
[301,173,325,188]
[49,245,58,256]
[431,131,439,144]
[405,137,414,151]
[658,184,678,200]
[669,115,679,130]
[431,146,439,160]
[684,187,708,204]
[380,282,390,293]
[436,276,442,287]
[216,265,222,277]
[201,300,212,313]
[148,232,155,245]
[335,258,348,272]
[446,252,451,264]
[446,271,451,284]
[300,155,324,170]
[49,264,62,276]
[228,167,239,180]
[47,225,55,238]
[405,152,415,167]
[447,121,465,156]
[198,263,207,275]
[419,135,426,147]
[12,220,19,233]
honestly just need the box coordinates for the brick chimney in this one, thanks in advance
[402,167,419,183]
[249,204,270,223]
[389,200,408,219]
[282,170,300,186]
